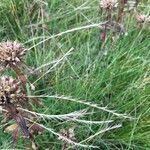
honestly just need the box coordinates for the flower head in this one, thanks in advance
[0,41,26,69]
[135,13,150,23]
[0,76,21,105]
[100,0,118,9]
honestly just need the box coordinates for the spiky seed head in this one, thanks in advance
[59,127,76,143]
[0,76,21,105]
[0,41,26,69]
[135,14,150,23]
[100,0,118,9]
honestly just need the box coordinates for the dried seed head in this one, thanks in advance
[29,124,44,135]
[0,41,26,69]
[0,76,21,105]
[59,127,76,143]
[135,14,150,23]
[100,0,118,9]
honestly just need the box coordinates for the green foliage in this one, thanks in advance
[0,0,149,149]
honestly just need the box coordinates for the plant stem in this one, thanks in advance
[117,0,127,23]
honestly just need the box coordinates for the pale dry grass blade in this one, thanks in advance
[74,119,113,124]
[34,47,74,72]
[81,124,122,142]
[19,108,113,124]
[32,48,74,85]
[68,124,122,149]
[26,95,133,119]
[19,108,87,121]
[27,22,106,51]
[27,119,99,149]
[64,0,93,23]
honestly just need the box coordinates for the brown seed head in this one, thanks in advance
[0,41,26,69]
[59,127,76,143]
[100,0,118,9]
[0,76,21,105]
[135,14,150,23]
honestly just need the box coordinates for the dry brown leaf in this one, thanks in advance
[4,124,18,132]
[32,141,38,150]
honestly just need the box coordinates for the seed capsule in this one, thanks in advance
[0,41,26,69]
[0,76,21,105]
[100,0,118,10]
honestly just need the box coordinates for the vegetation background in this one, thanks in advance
[0,0,149,149]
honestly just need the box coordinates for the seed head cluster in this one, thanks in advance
[0,41,26,69]
[100,0,118,10]
[135,14,150,23]
[0,76,21,105]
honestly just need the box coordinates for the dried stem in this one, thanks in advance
[5,103,30,138]
[117,0,127,23]
[10,64,27,91]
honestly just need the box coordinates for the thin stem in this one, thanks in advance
[117,0,127,23]
[10,64,27,91]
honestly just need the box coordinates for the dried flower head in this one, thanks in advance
[135,13,150,23]
[0,76,21,105]
[59,127,76,143]
[100,0,118,9]
[0,41,26,69]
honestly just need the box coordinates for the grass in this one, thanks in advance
[0,0,150,149]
